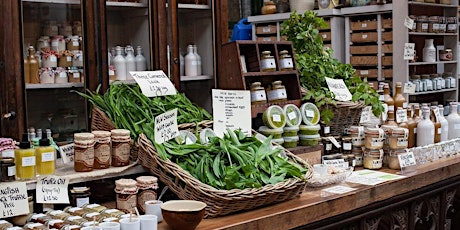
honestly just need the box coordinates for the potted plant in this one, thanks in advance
[281,11,383,125]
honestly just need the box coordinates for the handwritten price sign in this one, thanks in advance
[155,109,179,144]
[0,182,29,218]
[398,151,416,168]
[130,71,177,97]
[36,176,70,204]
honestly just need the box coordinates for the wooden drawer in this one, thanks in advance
[350,45,378,54]
[382,56,393,66]
[256,36,278,42]
[382,31,393,41]
[256,24,277,35]
[319,32,332,42]
[351,20,378,31]
[355,69,378,78]
[382,44,393,53]
[382,18,392,29]
[383,69,393,79]
[351,32,378,43]
[350,56,378,66]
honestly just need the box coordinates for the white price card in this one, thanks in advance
[0,182,29,218]
[36,176,70,204]
[404,16,415,29]
[403,82,416,94]
[154,109,179,144]
[398,151,417,168]
[59,143,74,164]
[404,43,416,60]
[359,106,372,124]
[322,185,357,195]
[212,89,251,138]
[130,71,177,97]
[396,109,408,123]
[323,159,348,168]
[328,136,341,148]
[325,77,352,101]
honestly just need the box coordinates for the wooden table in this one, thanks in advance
[158,155,460,230]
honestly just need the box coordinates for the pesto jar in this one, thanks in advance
[267,80,287,103]
[249,82,267,105]
[278,50,294,71]
[260,51,276,72]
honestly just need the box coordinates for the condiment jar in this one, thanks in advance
[71,50,84,67]
[364,128,385,150]
[59,50,74,68]
[111,129,131,167]
[67,36,81,50]
[250,82,267,105]
[54,67,68,84]
[39,67,55,84]
[411,75,421,92]
[64,216,87,226]
[23,222,47,230]
[51,35,66,53]
[91,131,111,169]
[0,220,13,230]
[64,206,87,216]
[115,179,138,214]
[136,176,159,214]
[363,149,384,169]
[74,133,95,172]
[388,149,406,170]
[278,50,294,71]
[46,219,68,230]
[260,51,276,72]
[439,49,453,61]
[416,15,428,33]
[267,80,287,103]
[421,74,433,91]
[342,137,353,154]
[0,157,16,182]
[69,187,91,208]
[352,147,363,167]
[346,125,365,147]
[68,67,82,83]
[447,16,457,33]
[388,127,409,150]
[428,16,440,33]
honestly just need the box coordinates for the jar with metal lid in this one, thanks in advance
[69,187,91,208]
[388,128,409,150]
[388,149,406,170]
[0,157,15,182]
[91,131,111,169]
[101,209,125,218]
[0,220,13,230]
[439,49,453,61]
[364,128,385,150]
[115,178,138,213]
[428,16,440,33]
[46,219,68,229]
[346,126,365,147]
[267,80,287,103]
[64,207,87,216]
[363,149,384,169]
[447,17,457,33]
[111,129,131,167]
[27,213,50,224]
[249,82,267,105]
[416,15,428,33]
[47,210,71,220]
[278,50,294,71]
[260,51,276,72]
[74,133,95,172]
[136,176,159,214]
[64,216,87,226]
[82,204,107,213]
[342,137,353,154]
[23,222,47,230]
[352,147,363,167]
[410,75,421,92]
[421,74,433,91]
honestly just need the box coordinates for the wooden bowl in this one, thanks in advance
[161,200,207,230]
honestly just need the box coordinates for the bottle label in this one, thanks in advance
[260,58,276,70]
[22,156,36,167]
[325,143,332,151]
[279,58,293,69]
[76,197,89,208]
[437,128,442,134]
[42,152,55,162]
[191,61,199,66]
[250,90,266,102]
[388,105,395,112]
[8,166,16,176]
[267,88,287,101]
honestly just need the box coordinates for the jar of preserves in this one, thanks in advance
[46,219,68,229]
[416,15,428,33]
[447,16,457,33]
[249,82,267,105]
[74,133,95,172]
[388,149,406,170]
[428,16,440,33]
[346,125,365,147]
[82,204,107,213]
[23,222,47,230]
[0,220,13,230]
[51,35,66,53]
[342,137,353,154]
[27,213,50,224]
[278,50,294,71]
[67,36,81,51]
[55,67,68,84]
[71,50,84,67]
[0,157,15,182]
[111,129,131,167]
[439,49,453,61]
[115,179,138,214]
[363,149,384,169]
[352,147,363,167]
[267,80,287,103]
[64,206,87,216]
[91,131,111,169]
[260,51,276,72]
[68,67,82,83]
[58,50,74,68]
[388,127,409,150]
[136,176,158,214]
[364,128,385,150]
[69,187,91,208]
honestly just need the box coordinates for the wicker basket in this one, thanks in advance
[137,129,312,218]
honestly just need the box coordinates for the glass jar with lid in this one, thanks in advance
[341,137,353,155]
[388,127,409,150]
[410,75,421,92]
[438,73,446,89]
[439,49,453,61]
[363,149,384,169]
[260,51,276,72]
[278,50,294,71]
[249,82,267,105]
[409,15,417,32]
[447,16,457,33]
[346,125,365,147]
[69,187,91,208]
[421,74,433,91]
[416,15,428,33]
[438,16,447,33]
[0,157,15,182]
[352,147,363,167]
[115,179,138,214]
[388,149,406,170]
[428,16,440,33]
[443,72,455,88]
[364,128,385,150]
[267,80,287,103]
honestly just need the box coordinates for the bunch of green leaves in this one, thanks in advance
[281,11,383,124]
[74,84,212,140]
[152,129,308,190]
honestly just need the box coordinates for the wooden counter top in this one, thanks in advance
[158,155,460,230]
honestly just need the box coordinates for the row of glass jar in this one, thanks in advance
[37,35,82,53]
[250,80,288,104]
[259,50,294,72]
[42,21,82,37]
[409,72,456,92]
[38,67,84,84]
[30,49,84,68]
[409,15,457,33]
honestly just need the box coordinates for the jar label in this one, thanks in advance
[372,159,382,168]
[355,155,363,165]
[388,105,395,112]
[73,41,79,46]
[432,24,440,31]
[73,72,80,78]
[279,58,293,69]
[22,156,36,167]
[137,190,157,213]
[324,126,330,134]
[451,78,456,87]
[267,88,287,101]
[325,143,332,151]
[272,114,281,122]
[397,138,408,147]
[42,152,55,162]
[260,58,276,70]
[8,166,16,176]
[52,41,59,47]
[50,56,57,62]
[422,23,429,30]
[426,80,433,90]
[1,149,14,158]
[287,111,296,120]
[75,147,95,169]
[67,56,72,62]
[343,143,352,150]
[59,72,67,78]
[371,138,384,147]
[440,24,447,31]
[117,193,137,213]
[109,69,115,76]
[191,60,199,66]
[448,24,457,31]
[94,143,111,166]
[250,90,266,102]
[379,95,384,101]
[112,142,130,165]
[76,197,89,208]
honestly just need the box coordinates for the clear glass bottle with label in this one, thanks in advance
[267,80,287,103]
[260,51,276,72]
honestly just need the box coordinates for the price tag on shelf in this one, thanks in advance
[36,176,70,204]
[403,82,416,94]
[130,71,177,97]
[59,143,74,164]
[154,109,179,144]
[404,43,415,60]
[404,16,415,29]
[396,109,408,123]
[398,151,416,168]
[359,106,372,124]
[0,182,29,218]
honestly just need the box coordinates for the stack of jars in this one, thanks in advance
[346,126,365,167]
[386,127,409,170]
[363,128,385,169]
[114,176,158,215]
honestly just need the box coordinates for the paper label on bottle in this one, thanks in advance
[343,143,352,150]
[41,152,54,162]
[396,109,408,123]
[280,58,294,69]
[66,56,72,62]
[272,114,281,122]
[388,105,394,112]
[288,111,296,120]
[455,124,460,130]
[48,220,64,226]
[76,197,89,208]
[260,58,276,70]
[73,72,80,78]
[250,91,266,102]
[437,127,442,134]
[73,41,79,46]
[324,126,330,134]
[267,88,287,101]
[22,156,36,166]
[1,149,14,158]
[8,166,16,176]
[191,60,198,66]
[50,56,57,62]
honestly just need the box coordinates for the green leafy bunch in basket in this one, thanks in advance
[281,11,383,125]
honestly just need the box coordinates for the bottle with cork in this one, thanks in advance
[393,82,407,111]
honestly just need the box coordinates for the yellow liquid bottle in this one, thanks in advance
[36,137,56,176]
[15,133,36,180]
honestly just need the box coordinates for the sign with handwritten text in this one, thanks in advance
[212,89,251,137]
[36,176,70,204]
[0,182,29,218]
[404,43,415,60]
[59,143,74,164]
[398,151,417,168]
[154,109,179,144]
[130,71,176,97]
[325,77,352,101]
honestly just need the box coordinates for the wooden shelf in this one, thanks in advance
[408,88,457,95]
[408,60,457,65]
[22,0,80,4]
[25,82,84,89]
[106,1,147,8]
[180,75,213,81]
[408,1,458,8]
[243,70,298,77]
[408,32,458,36]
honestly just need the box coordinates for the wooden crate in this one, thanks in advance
[319,31,332,42]
[355,69,378,78]
[351,32,378,43]
[351,20,378,31]
[382,18,392,29]
[383,69,393,79]
[256,24,277,35]
[382,31,393,41]
[350,56,378,66]
[382,44,393,53]
[382,56,393,66]
[350,45,378,54]
[257,36,277,42]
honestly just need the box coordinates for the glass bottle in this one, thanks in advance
[430,106,441,143]
[113,46,127,80]
[135,46,147,71]
[193,45,202,76]
[14,133,36,180]
[28,46,40,84]
[438,105,449,142]
[406,108,417,148]
[125,45,136,80]
[417,108,434,147]
[384,111,398,127]
[446,102,460,139]
[184,45,198,76]
[383,83,394,113]
[393,82,407,111]
[423,39,436,62]
[35,136,56,176]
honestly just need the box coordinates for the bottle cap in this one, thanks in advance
[19,133,31,149]
[39,137,50,146]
